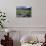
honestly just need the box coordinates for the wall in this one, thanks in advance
[0,0,46,27]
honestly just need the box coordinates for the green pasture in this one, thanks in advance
[16,9,32,15]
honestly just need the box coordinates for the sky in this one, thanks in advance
[16,6,32,9]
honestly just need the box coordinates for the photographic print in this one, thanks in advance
[16,6,32,17]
